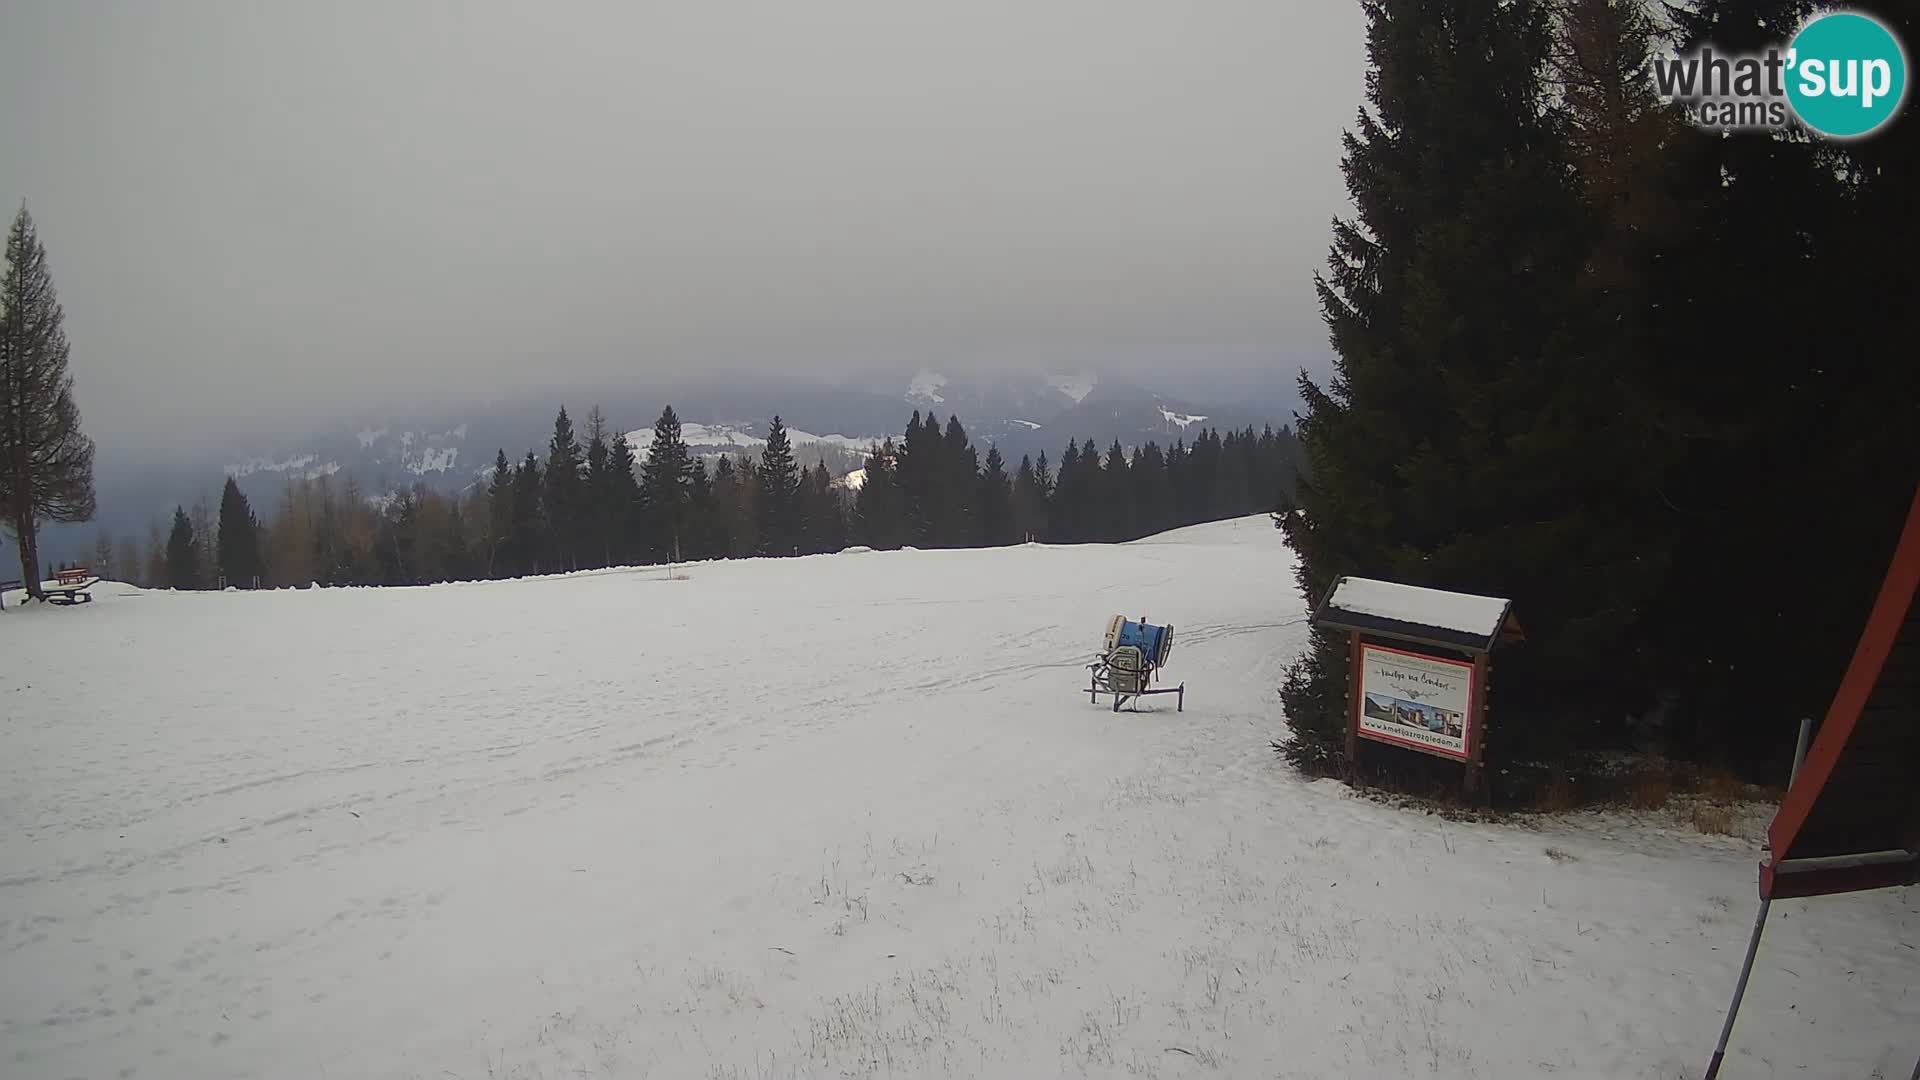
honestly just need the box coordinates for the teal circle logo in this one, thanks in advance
[1786,12,1908,138]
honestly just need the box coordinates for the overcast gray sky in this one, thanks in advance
[1,1,1364,454]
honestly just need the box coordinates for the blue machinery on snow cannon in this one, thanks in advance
[1087,615,1183,712]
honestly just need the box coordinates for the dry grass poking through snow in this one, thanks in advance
[1629,771,1672,810]
[1689,801,1737,836]
[1514,758,1778,841]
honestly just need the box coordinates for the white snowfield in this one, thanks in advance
[1,518,1914,1079]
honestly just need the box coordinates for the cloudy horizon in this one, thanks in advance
[2,1,1364,458]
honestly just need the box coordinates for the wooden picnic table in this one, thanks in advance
[46,581,97,604]
[1,568,100,608]
[42,568,98,605]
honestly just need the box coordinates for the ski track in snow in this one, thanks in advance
[1,517,1915,1079]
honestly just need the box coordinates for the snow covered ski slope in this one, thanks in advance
[2,517,1915,1078]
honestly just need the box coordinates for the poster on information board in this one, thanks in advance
[1354,643,1475,761]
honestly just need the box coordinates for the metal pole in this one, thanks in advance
[1703,716,1814,1080]
[1788,714,1813,787]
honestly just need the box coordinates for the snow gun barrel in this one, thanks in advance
[1104,615,1174,668]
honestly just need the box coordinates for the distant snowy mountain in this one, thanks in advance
[886,368,1273,466]
[905,370,949,407]
[622,422,887,458]
[895,369,1099,428]
[1045,372,1097,405]
[224,454,343,482]
[620,421,886,479]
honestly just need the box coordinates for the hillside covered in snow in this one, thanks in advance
[7,519,1906,1079]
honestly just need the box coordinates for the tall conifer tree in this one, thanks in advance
[165,506,200,590]
[977,446,1014,547]
[1278,0,1631,772]
[641,406,696,563]
[543,408,584,571]
[756,416,801,555]
[217,477,262,587]
[1,207,95,596]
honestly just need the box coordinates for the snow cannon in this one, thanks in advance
[1103,615,1174,669]
[1087,614,1184,713]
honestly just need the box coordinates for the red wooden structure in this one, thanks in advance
[1705,483,1920,1078]
[1759,483,1920,899]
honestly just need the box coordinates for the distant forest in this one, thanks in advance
[79,407,1302,591]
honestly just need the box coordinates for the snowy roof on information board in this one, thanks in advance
[1311,577,1518,653]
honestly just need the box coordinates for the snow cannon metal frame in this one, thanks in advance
[1087,615,1183,712]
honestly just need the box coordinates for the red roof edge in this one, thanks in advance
[1760,483,1920,899]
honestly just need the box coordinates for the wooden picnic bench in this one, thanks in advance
[45,566,98,605]
[0,568,101,608]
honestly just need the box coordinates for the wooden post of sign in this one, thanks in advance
[1345,631,1361,767]
[1465,651,1491,799]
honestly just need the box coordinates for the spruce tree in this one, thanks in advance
[709,455,740,557]
[512,451,545,575]
[606,426,643,564]
[1130,443,1170,538]
[1185,431,1221,525]
[1215,430,1252,520]
[1164,440,1191,526]
[1031,451,1054,541]
[936,415,978,546]
[486,449,515,576]
[1278,0,1632,774]
[1050,442,1083,542]
[116,532,137,583]
[977,446,1014,547]
[1552,0,1677,290]
[640,405,696,563]
[90,531,115,582]
[165,506,200,590]
[895,411,939,545]
[144,520,169,588]
[853,439,906,549]
[1626,0,1919,768]
[190,497,217,590]
[685,457,713,560]
[0,206,95,598]
[799,462,843,554]
[1010,455,1041,543]
[582,407,612,569]
[729,456,760,557]
[1070,440,1102,540]
[543,408,584,571]
[756,417,801,555]
[1100,440,1132,542]
[217,476,263,587]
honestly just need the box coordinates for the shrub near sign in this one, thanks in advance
[1356,644,1475,761]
